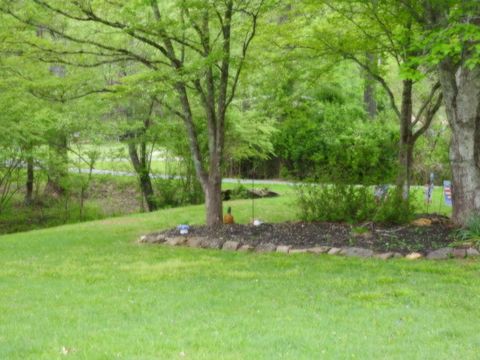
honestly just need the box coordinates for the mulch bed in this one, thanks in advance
[160,215,455,254]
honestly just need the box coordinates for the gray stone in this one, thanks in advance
[426,247,453,260]
[289,248,308,254]
[327,247,342,255]
[165,237,187,246]
[393,252,404,258]
[340,247,374,258]
[186,237,204,248]
[374,252,394,260]
[466,247,480,257]
[307,246,331,254]
[222,240,241,251]
[201,238,225,249]
[255,243,277,253]
[452,248,467,259]
[238,245,254,252]
[276,245,291,254]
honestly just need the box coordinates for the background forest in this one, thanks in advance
[0,0,477,232]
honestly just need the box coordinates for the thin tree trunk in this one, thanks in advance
[397,142,414,198]
[128,143,157,212]
[397,79,414,199]
[439,61,480,225]
[25,154,34,205]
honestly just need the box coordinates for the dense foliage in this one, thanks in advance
[297,184,414,224]
[0,0,478,227]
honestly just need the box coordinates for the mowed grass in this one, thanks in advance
[1,196,477,359]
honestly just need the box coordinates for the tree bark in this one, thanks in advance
[438,61,480,225]
[397,79,414,199]
[204,174,223,226]
[128,142,157,212]
[25,154,34,205]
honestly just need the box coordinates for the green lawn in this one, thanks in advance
[1,196,475,359]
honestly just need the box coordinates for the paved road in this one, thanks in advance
[72,168,297,186]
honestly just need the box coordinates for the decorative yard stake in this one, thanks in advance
[443,181,453,207]
[425,172,434,213]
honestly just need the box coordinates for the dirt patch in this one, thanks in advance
[160,217,455,254]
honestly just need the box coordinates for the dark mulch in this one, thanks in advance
[161,215,455,254]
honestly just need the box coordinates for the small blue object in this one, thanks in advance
[177,224,190,235]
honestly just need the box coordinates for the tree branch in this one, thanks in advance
[413,81,441,127]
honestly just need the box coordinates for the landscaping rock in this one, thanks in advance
[426,247,453,260]
[138,233,166,244]
[201,238,225,249]
[290,248,308,254]
[276,245,291,254]
[340,247,374,258]
[393,252,404,258]
[165,237,186,246]
[255,243,277,252]
[406,252,423,260]
[466,247,480,257]
[222,240,241,251]
[307,246,330,254]
[186,237,204,248]
[238,245,254,252]
[374,252,394,260]
[328,247,342,255]
[452,248,466,259]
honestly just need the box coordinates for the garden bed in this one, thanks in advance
[156,215,455,254]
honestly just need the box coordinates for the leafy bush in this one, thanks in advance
[0,148,23,213]
[274,103,399,184]
[229,184,251,200]
[373,189,416,224]
[453,215,480,247]
[154,177,204,209]
[297,183,414,224]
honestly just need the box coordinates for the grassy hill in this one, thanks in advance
[0,196,478,359]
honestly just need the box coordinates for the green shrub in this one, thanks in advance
[373,189,416,225]
[296,183,414,224]
[229,184,251,200]
[154,177,204,209]
[453,215,480,247]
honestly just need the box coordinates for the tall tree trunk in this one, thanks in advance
[128,142,157,212]
[25,154,34,205]
[438,61,480,225]
[397,79,414,198]
[204,172,223,226]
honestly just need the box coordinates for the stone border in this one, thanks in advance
[138,233,480,260]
